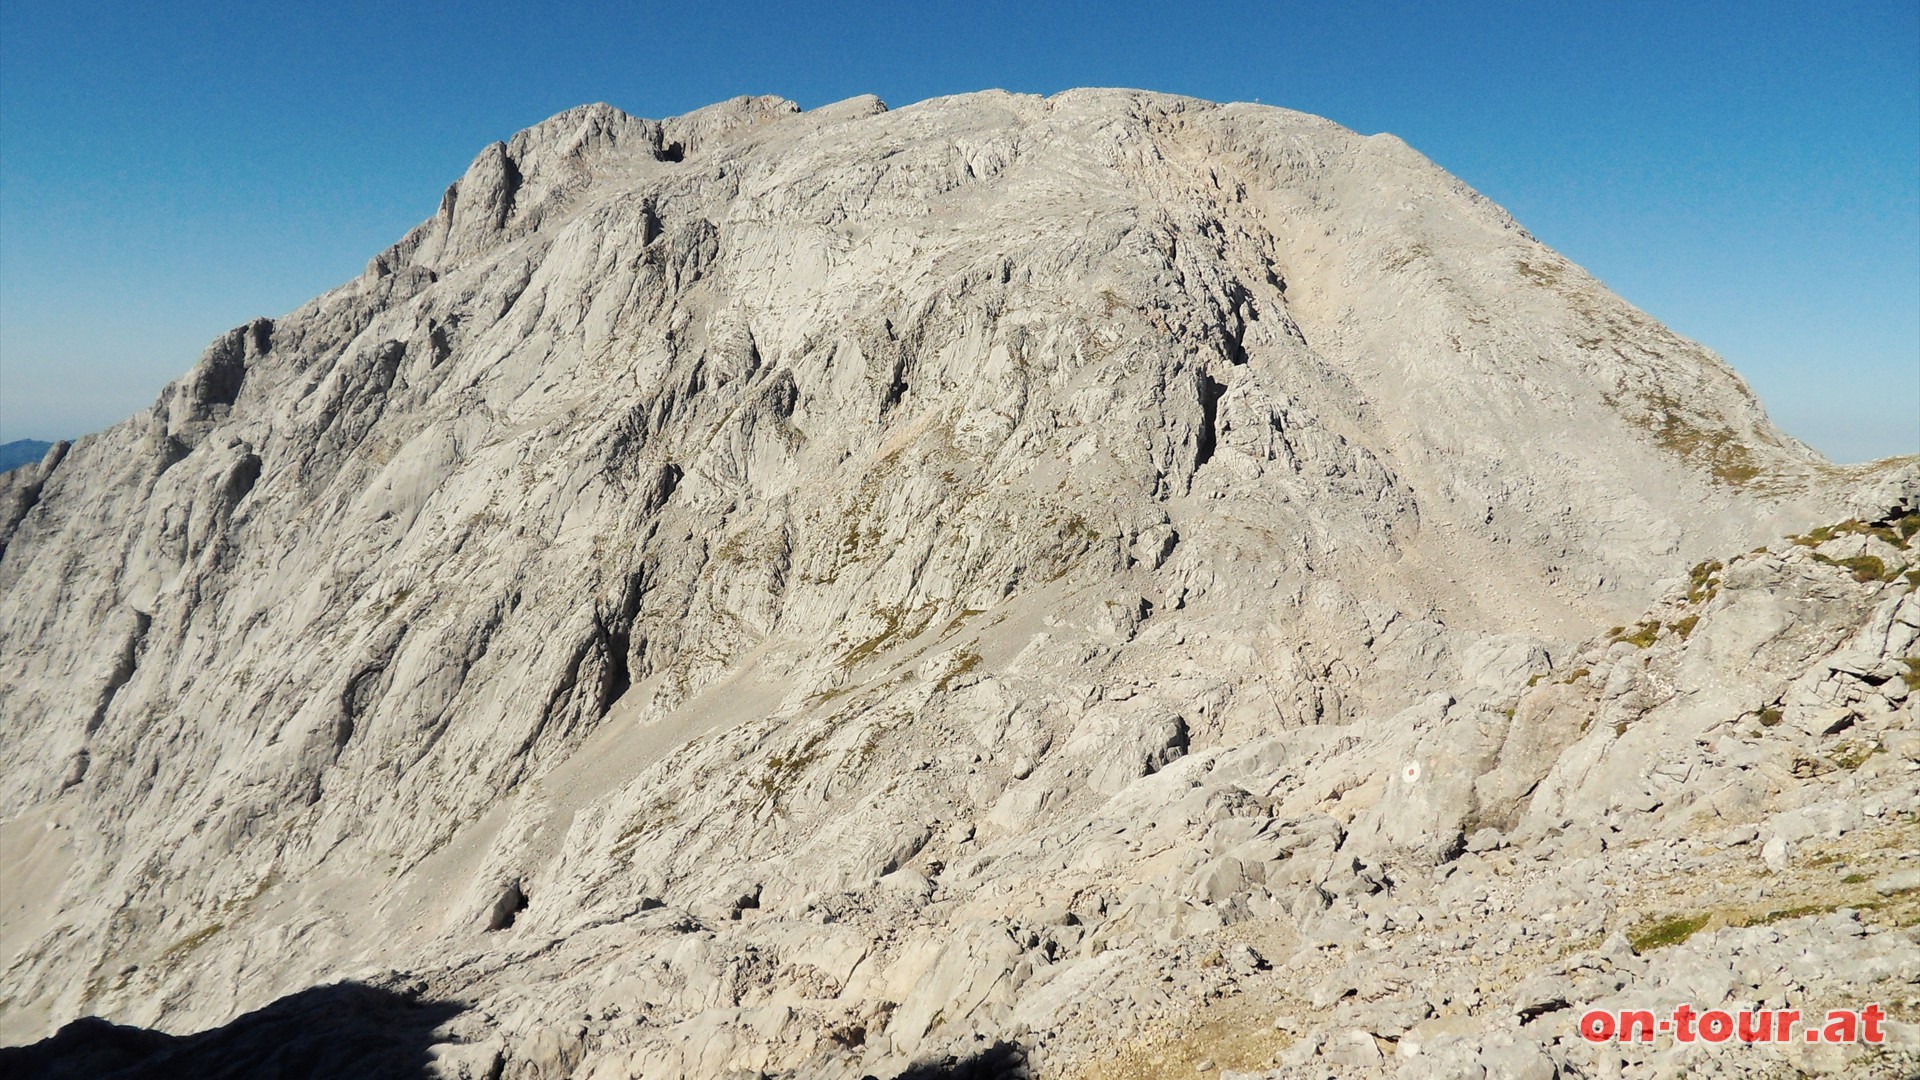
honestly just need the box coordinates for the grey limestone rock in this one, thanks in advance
[1,89,1913,1079]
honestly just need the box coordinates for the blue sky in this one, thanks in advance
[2,1,1915,462]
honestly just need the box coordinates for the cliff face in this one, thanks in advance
[2,89,1909,1079]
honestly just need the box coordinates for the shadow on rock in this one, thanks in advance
[0,981,467,1080]
[885,1039,1032,1080]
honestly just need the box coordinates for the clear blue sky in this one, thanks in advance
[2,1,1915,462]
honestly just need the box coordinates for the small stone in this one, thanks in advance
[1465,827,1506,853]
[1761,834,1790,872]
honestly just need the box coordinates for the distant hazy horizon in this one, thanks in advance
[2,2,1915,463]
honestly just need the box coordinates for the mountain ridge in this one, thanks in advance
[0,440,56,475]
[2,89,1914,1079]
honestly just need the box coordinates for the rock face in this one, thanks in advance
[0,90,1912,1078]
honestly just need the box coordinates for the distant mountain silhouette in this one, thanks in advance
[0,439,53,474]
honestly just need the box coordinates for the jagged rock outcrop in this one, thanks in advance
[1,89,1910,1079]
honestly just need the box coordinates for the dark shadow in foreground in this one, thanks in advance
[0,981,465,1080]
[885,1039,1032,1080]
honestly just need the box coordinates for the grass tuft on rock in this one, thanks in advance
[1686,559,1722,604]
[1609,620,1661,649]
[1629,912,1709,952]
[1811,553,1894,584]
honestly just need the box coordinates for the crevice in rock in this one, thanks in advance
[151,434,189,478]
[878,317,917,415]
[1194,370,1225,474]
[596,573,646,715]
[426,322,452,367]
[525,578,646,759]
[759,369,799,421]
[1519,997,1573,1025]
[85,609,151,735]
[639,199,662,245]
[338,646,399,753]
[1221,324,1248,366]
[225,453,262,507]
[493,152,523,231]
[650,463,682,511]
[1220,285,1252,365]
[882,355,909,413]
[194,333,251,413]
[485,880,527,931]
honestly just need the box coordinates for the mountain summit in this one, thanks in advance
[3,91,1914,1079]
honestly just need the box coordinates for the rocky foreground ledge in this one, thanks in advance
[1076,509,1920,1079]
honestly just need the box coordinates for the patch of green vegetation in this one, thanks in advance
[1516,258,1566,288]
[1792,521,1851,547]
[1848,515,1918,549]
[1629,912,1710,952]
[841,603,934,670]
[709,528,773,566]
[159,923,224,966]
[807,683,855,707]
[1609,620,1661,649]
[1382,242,1434,272]
[1746,904,1827,927]
[1670,614,1700,640]
[748,725,836,805]
[940,608,986,638]
[222,872,279,914]
[376,586,414,619]
[850,717,900,771]
[1758,706,1784,727]
[1710,452,1760,487]
[611,795,680,861]
[1743,889,1911,927]
[934,649,983,693]
[1686,559,1722,604]
[1629,388,1763,487]
[1900,658,1920,693]
[1843,873,1872,885]
[1813,553,1897,584]
[1831,741,1879,770]
[1059,512,1101,546]
[1525,672,1546,688]
[1792,515,1920,553]
[1561,668,1591,685]
[834,448,914,562]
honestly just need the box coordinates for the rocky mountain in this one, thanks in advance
[1,89,1914,1079]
